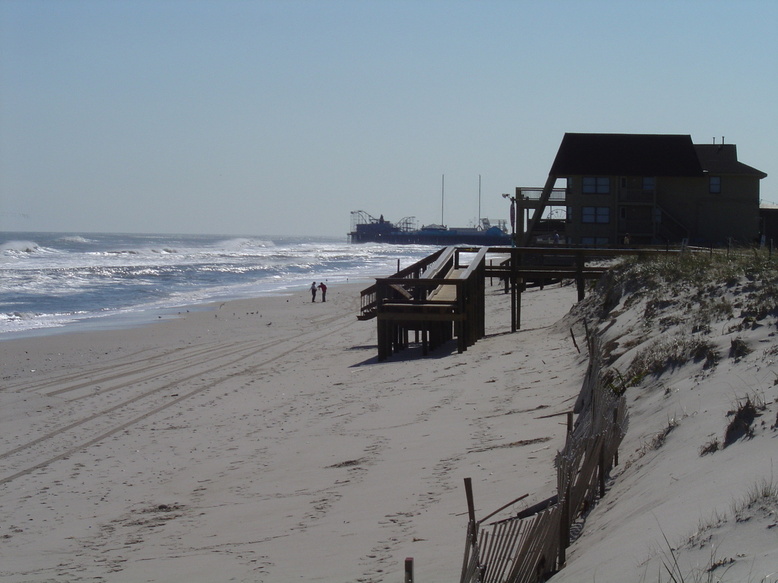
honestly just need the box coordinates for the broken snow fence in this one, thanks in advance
[459,333,628,583]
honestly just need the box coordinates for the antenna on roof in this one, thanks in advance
[713,137,716,144]
[441,174,445,226]
[478,174,481,225]
[722,136,725,144]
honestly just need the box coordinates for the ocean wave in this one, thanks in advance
[0,310,84,335]
[0,232,432,337]
[57,235,93,244]
[216,237,276,251]
[2,311,40,321]
[1,240,40,253]
[89,247,181,258]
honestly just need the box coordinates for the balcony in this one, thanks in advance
[516,187,567,209]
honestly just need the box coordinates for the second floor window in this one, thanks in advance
[710,176,721,193]
[643,177,655,190]
[582,206,610,223]
[582,176,610,194]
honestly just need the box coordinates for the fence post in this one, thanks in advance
[598,439,606,498]
[464,477,476,523]
[613,407,619,467]
[460,478,478,583]
[575,250,585,301]
[559,483,570,568]
[404,557,414,583]
[559,415,573,568]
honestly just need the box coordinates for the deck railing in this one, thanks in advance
[358,246,454,321]
[363,247,487,360]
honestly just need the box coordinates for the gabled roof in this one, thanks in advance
[550,133,705,177]
[694,144,767,178]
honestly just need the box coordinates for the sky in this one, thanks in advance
[1,0,776,238]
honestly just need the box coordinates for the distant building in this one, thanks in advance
[759,202,778,245]
[523,133,767,246]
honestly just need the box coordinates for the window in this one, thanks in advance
[566,206,573,223]
[709,176,721,194]
[582,206,610,224]
[643,177,655,190]
[582,176,610,194]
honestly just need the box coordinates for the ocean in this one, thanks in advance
[0,232,434,338]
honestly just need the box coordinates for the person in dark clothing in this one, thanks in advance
[318,282,327,302]
[310,281,317,302]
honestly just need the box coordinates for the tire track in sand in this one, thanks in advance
[0,314,359,486]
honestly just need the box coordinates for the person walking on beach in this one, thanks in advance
[318,281,327,302]
[310,281,317,302]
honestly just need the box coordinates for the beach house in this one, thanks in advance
[522,133,767,246]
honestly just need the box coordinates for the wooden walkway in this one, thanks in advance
[359,245,679,361]
[358,247,486,361]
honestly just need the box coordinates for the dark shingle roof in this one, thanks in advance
[694,144,767,178]
[549,133,705,177]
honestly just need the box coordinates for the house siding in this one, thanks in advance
[547,134,766,247]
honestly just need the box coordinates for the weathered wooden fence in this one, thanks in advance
[459,331,628,583]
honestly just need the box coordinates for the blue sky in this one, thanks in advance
[1,0,775,237]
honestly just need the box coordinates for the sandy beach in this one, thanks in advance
[3,256,777,583]
[0,281,585,582]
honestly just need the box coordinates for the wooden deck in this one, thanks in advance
[372,247,486,361]
[359,245,682,361]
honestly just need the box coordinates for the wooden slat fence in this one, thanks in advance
[459,331,628,583]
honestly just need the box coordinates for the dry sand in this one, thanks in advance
[3,267,776,583]
[0,281,585,582]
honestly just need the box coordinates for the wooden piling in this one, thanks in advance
[510,252,517,332]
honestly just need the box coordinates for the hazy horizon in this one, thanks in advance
[2,0,775,237]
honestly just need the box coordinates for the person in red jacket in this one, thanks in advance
[318,281,327,302]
